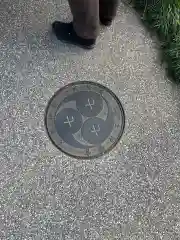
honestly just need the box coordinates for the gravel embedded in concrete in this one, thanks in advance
[1,0,180,239]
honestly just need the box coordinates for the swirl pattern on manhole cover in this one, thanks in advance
[45,81,125,159]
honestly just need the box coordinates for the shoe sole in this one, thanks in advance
[100,22,112,27]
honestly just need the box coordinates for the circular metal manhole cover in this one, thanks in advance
[45,81,125,159]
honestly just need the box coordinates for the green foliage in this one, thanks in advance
[133,0,180,82]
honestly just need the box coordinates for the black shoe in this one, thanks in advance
[52,21,96,49]
[100,17,112,26]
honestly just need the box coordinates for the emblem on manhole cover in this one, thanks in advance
[45,81,125,159]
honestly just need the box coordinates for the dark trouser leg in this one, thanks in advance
[99,0,119,22]
[68,0,99,39]
[52,0,118,49]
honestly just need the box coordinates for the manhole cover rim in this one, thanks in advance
[45,81,125,159]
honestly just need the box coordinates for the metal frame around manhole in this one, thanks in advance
[45,81,125,159]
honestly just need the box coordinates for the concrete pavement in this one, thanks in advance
[1,0,180,239]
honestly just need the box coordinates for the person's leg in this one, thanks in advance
[52,0,99,49]
[99,0,119,26]
[69,0,99,40]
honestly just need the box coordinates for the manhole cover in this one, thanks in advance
[45,81,125,159]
